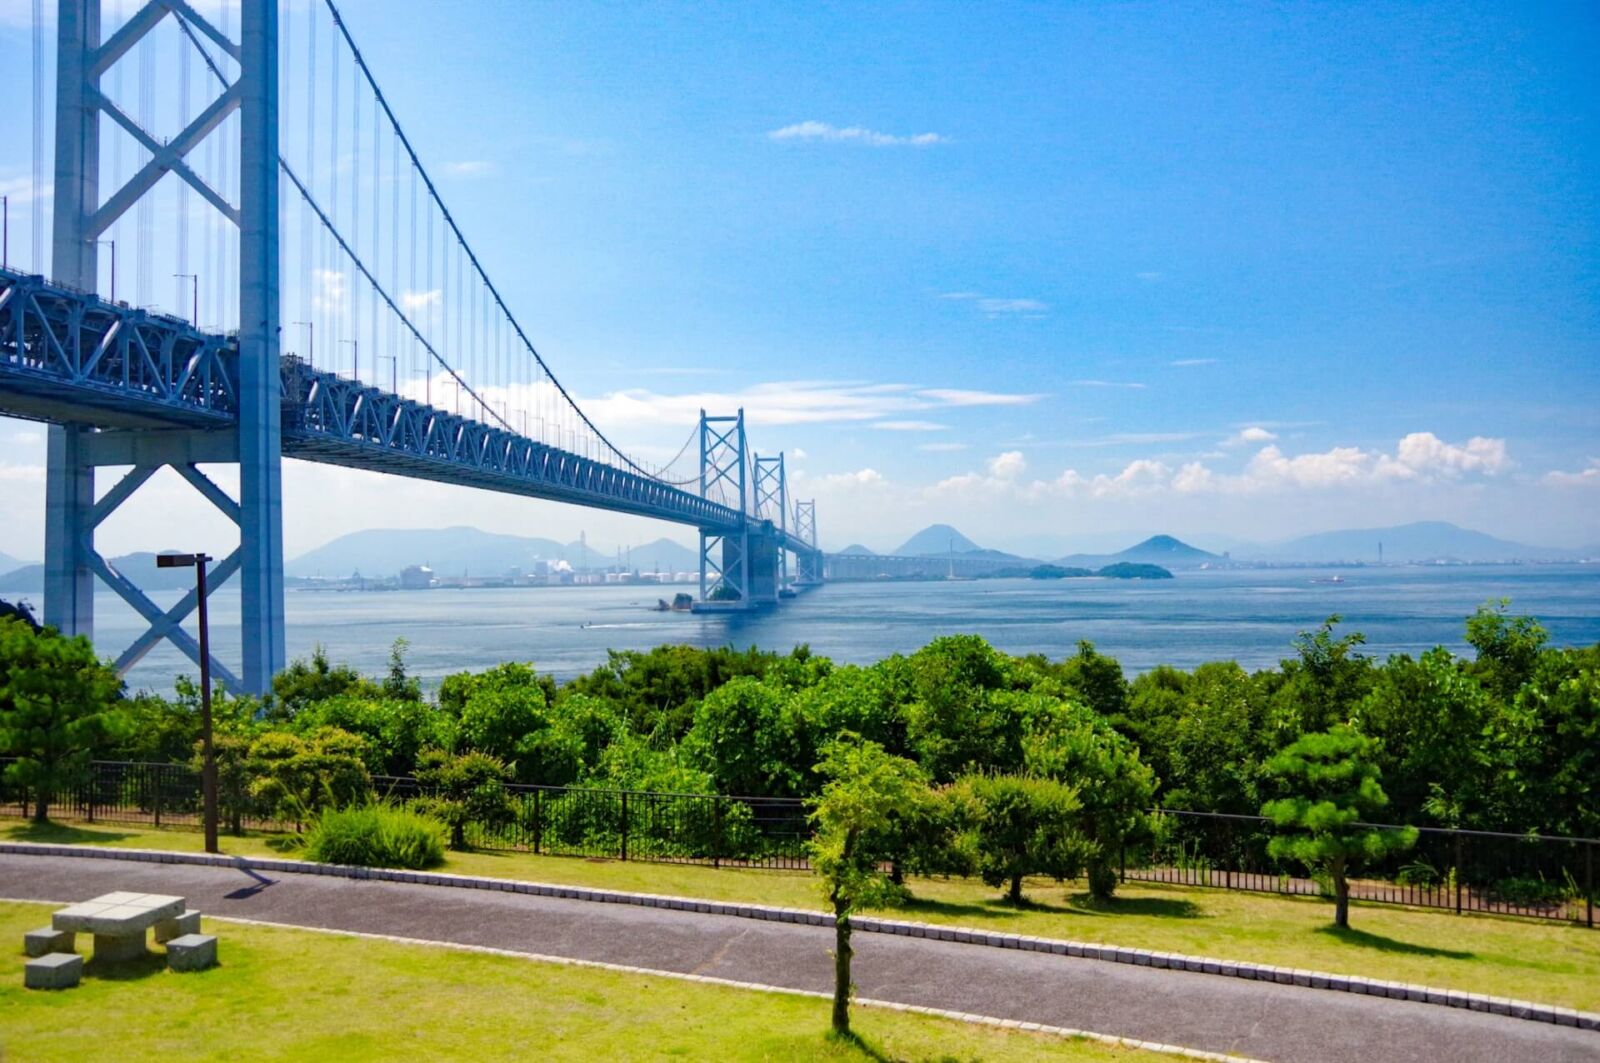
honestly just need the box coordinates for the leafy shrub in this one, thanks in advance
[303,804,446,869]
[412,748,515,850]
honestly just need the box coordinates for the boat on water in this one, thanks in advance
[1309,575,1347,584]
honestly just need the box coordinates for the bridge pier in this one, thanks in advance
[42,426,95,637]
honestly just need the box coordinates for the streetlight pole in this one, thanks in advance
[340,338,359,381]
[292,321,314,368]
[97,239,116,302]
[377,352,396,393]
[156,551,218,853]
[2,195,8,269]
[174,273,198,327]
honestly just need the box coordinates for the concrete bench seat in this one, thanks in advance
[25,952,83,990]
[24,927,76,958]
[155,910,201,944]
[166,933,218,972]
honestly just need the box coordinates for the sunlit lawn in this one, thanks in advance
[6,817,1598,1012]
[0,901,1152,1063]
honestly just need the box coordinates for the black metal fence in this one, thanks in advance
[1126,809,1597,927]
[0,759,811,871]
[1,760,1594,924]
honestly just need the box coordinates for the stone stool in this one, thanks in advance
[25,952,84,990]
[24,927,76,958]
[166,933,218,972]
[155,911,201,944]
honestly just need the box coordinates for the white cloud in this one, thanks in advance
[1543,459,1600,488]
[988,451,1026,480]
[1070,380,1146,390]
[768,121,946,147]
[443,161,494,177]
[789,448,808,461]
[917,388,1046,407]
[977,298,1048,314]
[1394,432,1511,477]
[0,175,52,205]
[400,288,442,312]
[1223,426,1277,447]
[1170,358,1218,367]
[871,420,947,432]
[0,461,45,483]
[817,468,885,487]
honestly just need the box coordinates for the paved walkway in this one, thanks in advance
[2,854,1595,1063]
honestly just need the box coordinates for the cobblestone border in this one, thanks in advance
[4,840,1595,1033]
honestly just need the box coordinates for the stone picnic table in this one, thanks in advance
[51,891,192,962]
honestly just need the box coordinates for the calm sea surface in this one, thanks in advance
[91,564,1600,695]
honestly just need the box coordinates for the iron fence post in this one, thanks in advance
[620,791,629,861]
[1454,833,1463,915]
[533,790,542,855]
[1587,841,1593,929]
[714,801,723,869]
[153,765,163,828]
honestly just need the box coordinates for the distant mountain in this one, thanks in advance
[286,526,699,579]
[0,551,31,577]
[1057,534,1219,569]
[836,544,879,556]
[0,552,208,594]
[1247,522,1581,564]
[895,524,984,557]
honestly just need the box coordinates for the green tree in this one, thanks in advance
[0,619,124,822]
[270,647,381,720]
[1055,640,1130,723]
[1465,600,1548,702]
[382,637,424,702]
[413,748,516,850]
[685,676,810,797]
[904,636,1026,780]
[1024,699,1156,899]
[1272,617,1372,734]
[248,727,373,830]
[1261,728,1416,928]
[808,737,930,1038]
[951,774,1090,904]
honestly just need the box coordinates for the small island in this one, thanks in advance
[981,562,1174,580]
[1094,562,1174,580]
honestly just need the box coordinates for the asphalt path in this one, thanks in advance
[2,854,1595,1063]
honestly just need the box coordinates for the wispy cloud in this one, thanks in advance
[443,160,494,177]
[1169,358,1217,367]
[1222,426,1277,447]
[871,420,948,432]
[1069,380,1146,390]
[768,121,946,147]
[940,291,1049,317]
[1136,271,1164,282]
[918,388,1046,407]
[1543,459,1600,488]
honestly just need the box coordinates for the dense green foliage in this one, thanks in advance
[3,598,1594,911]
[0,617,124,821]
[302,803,447,869]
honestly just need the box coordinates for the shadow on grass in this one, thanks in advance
[1317,924,1474,960]
[2,821,140,846]
[897,896,1028,922]
[1067,893,1204,920]
[828,1028,894,1062]
[85,950,168,982]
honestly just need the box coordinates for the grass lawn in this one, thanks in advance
[6,817,1598,1013]
[0,901,1153,1063]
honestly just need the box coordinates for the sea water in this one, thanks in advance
[85,563,1600,694]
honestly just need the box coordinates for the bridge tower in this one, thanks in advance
[793,499,822,585]
[697,409,749,607]
[44,0,283,693]
[753,453,788,594]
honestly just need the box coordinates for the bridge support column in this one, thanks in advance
[746,527,780,605]
[237,0,286,692]
[43,427,95,636]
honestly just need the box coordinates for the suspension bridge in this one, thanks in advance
[0,0,823,694]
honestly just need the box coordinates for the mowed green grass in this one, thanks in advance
[0,901,1152,1063]
[7,817,1598,1012]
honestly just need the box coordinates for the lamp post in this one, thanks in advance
[156,551,218,854]
[97,239,116,302]
[174,273,199,327]
[292,320,314,368]
[340,338,359,381]
[377,352,396,393]
[2,195,8,269]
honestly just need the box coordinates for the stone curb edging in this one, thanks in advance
[201,914,1268,1063]
[4,840,1596,1033]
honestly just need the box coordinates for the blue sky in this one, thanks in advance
[0,1,1596,560]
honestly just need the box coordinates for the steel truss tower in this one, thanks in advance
[45,0,283,693]
[698,409,748,603]
[753,452,788,592]
[793,499,821,584]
